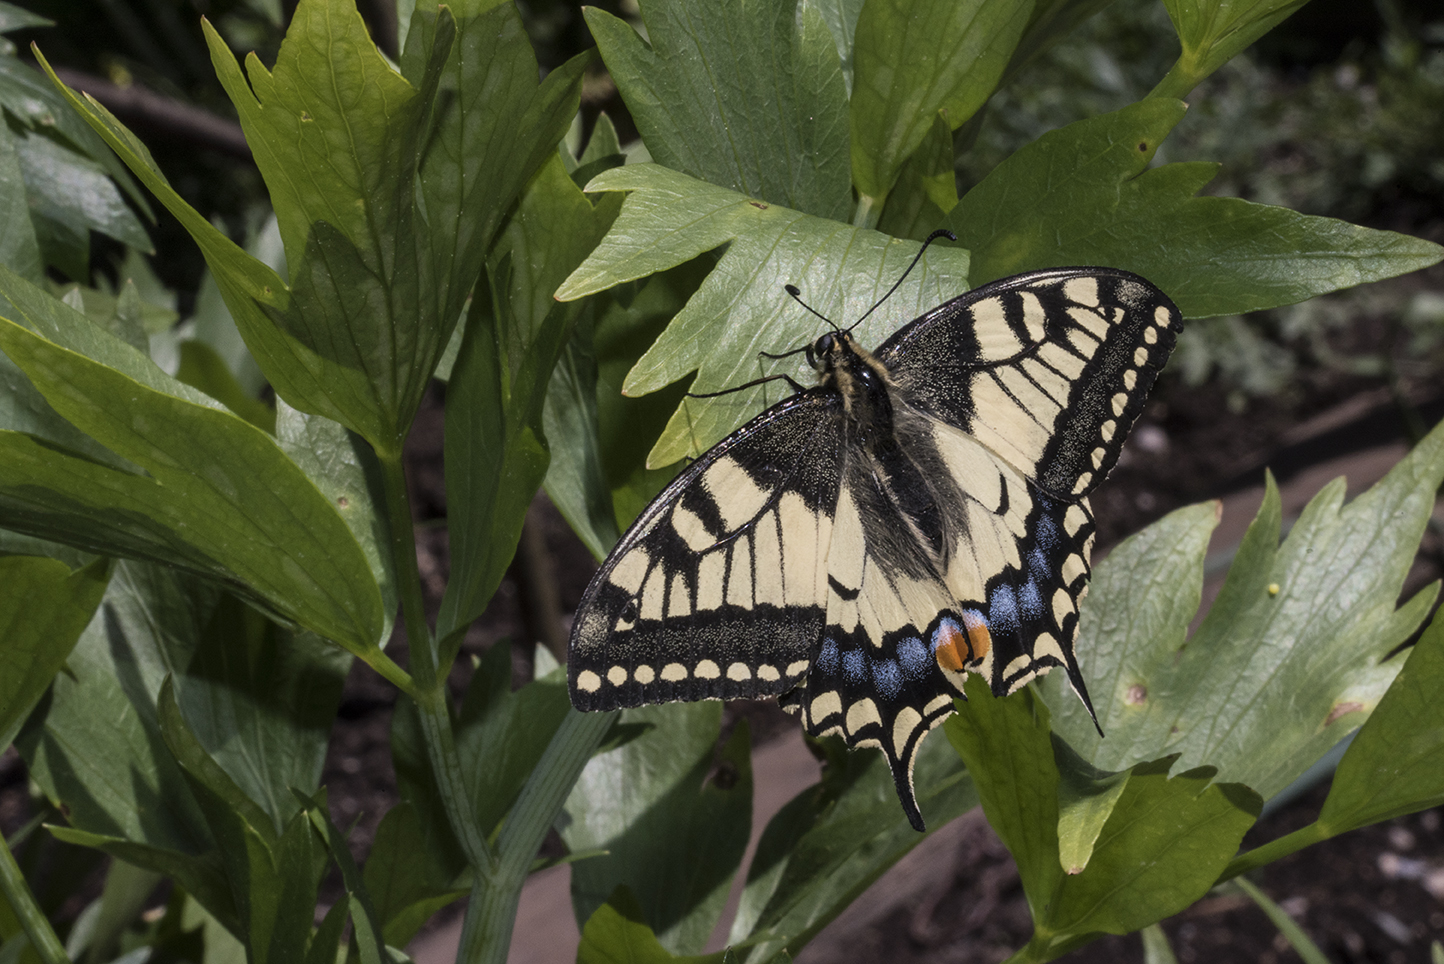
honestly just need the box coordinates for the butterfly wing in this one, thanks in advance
[568,392,844,710]
[782,410,1094,830]
[877,267,1181,499]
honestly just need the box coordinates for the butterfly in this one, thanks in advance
[567,246,1181,831]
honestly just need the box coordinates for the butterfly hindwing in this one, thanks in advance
[569,392,844,710]
[878,268,1181,499]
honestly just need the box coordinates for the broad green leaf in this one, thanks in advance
[850,0,1033,203]
[577,890,726,964]
[0,555,109,748]
[174,340,274,433]
[362,803,467,948]
[272,399,395,640]
[1317,607,1444,831]
[1155,0,1311,99]
[0,265,386,658]
[556,164,970,466]
[876,110,958,242]
[0,54,150,217]
[176,595,348,832]
[947,678,1258,959]
[305,902,347,964]
[1052,735,1128,875]
[944,680,1062,918]
[543,324,620,561]
[437,153,620,645]
[11,126,151,254]
[0,3,50,31]
[585,0,851,222]
[810,0,867,95]
[159,679,321,964]
[1033,762,1258,956]
[730,729,974,961]
[1045,416,1444,801]
[0,123,40,282]
[950,99,1444,317]
[563,704,751,955]
[32,51,386,447]
[19,562,236,930]
[204,3,454,451]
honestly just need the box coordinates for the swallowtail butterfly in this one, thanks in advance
[567,252,1181,831]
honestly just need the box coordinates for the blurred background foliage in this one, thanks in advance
[1,0,1441,419]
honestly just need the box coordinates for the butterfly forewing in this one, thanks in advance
[878,268,1181,499]
[569,393,844,710]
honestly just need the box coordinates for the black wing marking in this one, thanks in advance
[876,268,1181,499]
[568,392,844,710]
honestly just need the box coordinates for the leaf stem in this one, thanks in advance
[0,834,70,964]
[1148,56,1202,102]
[1217,821,1331,882]
[1230,878,1330,964]
[456,708,616,964]
[853,193,882,230]
[378,452,497,883]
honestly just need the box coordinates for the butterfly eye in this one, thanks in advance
[814,333,835,362]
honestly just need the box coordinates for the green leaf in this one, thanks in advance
[159,679,321,964]
[944,680,1062,919]
[1317,607,1444,831]
[174,340,275,433]
[1044,417,1444,801]
[947,679,1258,958]
[577,889,727,964]
[32,50,387,454]
[584,0,851,221]
[542,322,621,561]
[0,555,109,748]
[810,0,866,96]
[730,729,974,960]
[303,796,386,964]
[949,99,1444,317]
[362,803,467,948]
[0,4,51,31]
[1155,0,1311,99]
[11,126,152,254]
[304,901,347,964]
[1035,762,1258,953]
[0,264,386,659]
[556,164,970,466]
[176,595,349,832]
[437,152,620,645]
[563,704,751,955]
[20,562,236,930]
[1052,735,1129,875]
[850,0,1033,203]
[876,111,958,243]
[0,122,41,283]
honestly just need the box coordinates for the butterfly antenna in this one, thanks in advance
[784,283,842,333]
[845,228,957,334]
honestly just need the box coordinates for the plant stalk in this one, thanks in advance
[456,708,617,964]
[0,835,70,964]
[378,452,497,885]
[1217,820,1331,882]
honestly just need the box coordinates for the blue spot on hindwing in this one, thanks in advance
[817,637,840,675]
[872,659,902,699]
[897,636,930,680]
[842,648,866,683]
[989,585,1020,637]
[1019,578,1044,619]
